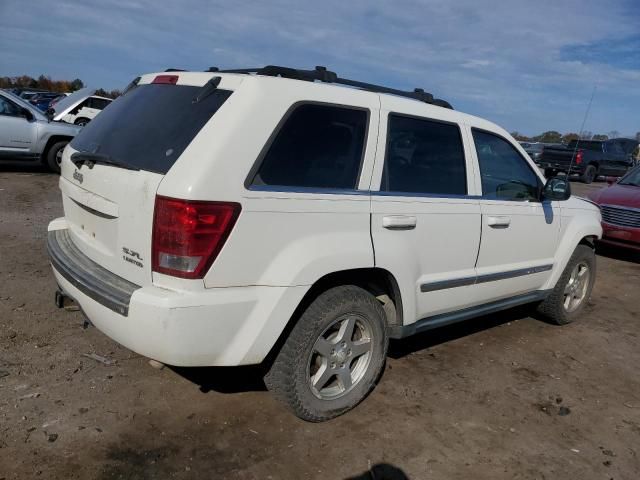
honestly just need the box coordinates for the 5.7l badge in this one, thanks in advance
[122,247,143,268]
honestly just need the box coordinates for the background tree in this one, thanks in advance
[607,130,620,139]
[70,78,84,91]
[579,130,593,140]
[592,134,609,141]
[562,132,579,143]
[510,131,531,141]
[534,130,562,143]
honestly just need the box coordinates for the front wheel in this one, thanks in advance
[44,140,69,173]
[537,245,596,325]
[264,285,389,422]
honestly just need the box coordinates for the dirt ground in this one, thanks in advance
[1,163,639,480]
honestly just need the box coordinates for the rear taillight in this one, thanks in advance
[152,196,241,279]
[575,150,583,165]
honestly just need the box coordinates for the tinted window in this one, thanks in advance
[472,129,541,201]
[88,98,110,110]
[381,114,467,195]
[568,140,602,152]
[70,83,232,174]
[251,104,367,189]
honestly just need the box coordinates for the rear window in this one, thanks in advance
[568,140,602,152]
[70,83,232,174]
[250,103,368,190]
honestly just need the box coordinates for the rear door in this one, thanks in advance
[59,74,237,287]
[467,127,560,302]
[370,100,481,324]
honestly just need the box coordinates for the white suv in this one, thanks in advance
[48,66,602,421]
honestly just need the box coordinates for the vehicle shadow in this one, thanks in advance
[171,364,269,393]
[174,305,536,393]
[596,243,640,264]
[388,305,534,359]
[345,463,410,480]
[0,160,50,173]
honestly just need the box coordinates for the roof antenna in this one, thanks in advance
[567,85,597,177]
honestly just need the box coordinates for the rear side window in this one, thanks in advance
[472,129,541,201]
[250,103,368,190]
[381,114,467,195]
[70,83,232,174]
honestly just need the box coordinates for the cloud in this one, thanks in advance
[0,0,638,135]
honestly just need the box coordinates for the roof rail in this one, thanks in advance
[206,65,453,109]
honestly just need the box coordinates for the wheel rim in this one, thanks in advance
[307,314,374,400]
[55,147,64,166]
[563,261,590,312]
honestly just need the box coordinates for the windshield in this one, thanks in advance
[619,166,640,186]
[70,83,232,174]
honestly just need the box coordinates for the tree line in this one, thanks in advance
[510,130,640,144]
[0,75,121,99]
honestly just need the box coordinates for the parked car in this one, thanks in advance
[0,89,81,172]
[538,138,638,183]
[15,88,49,100]
[47,66,601,422]
[587,165,640,251]
[50,88,112,126]
[30,92,65,111]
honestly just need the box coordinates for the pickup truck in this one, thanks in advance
[537,138,638,183]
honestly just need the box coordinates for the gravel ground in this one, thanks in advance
[1,163,639,480]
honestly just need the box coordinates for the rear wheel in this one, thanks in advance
[537,245,596,325]
[580,164,597,184]
[74,117,90,127]
[264,285,389,422]
[44,140,69,173]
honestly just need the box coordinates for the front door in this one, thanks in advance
[0,95,37,154]
[468,127,560,302]
[370,105,481,324]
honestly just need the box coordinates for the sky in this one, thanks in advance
[1,0,638,137]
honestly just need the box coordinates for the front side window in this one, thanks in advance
[0,96,21,117]
[381,114,467,195]
[472,129,541,201]
[251,104,368,190]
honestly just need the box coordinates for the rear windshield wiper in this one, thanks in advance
[71,152,140,171]
[192,76,221,103]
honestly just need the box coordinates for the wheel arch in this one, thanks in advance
[262,267,403,367]
[41,135,73,162]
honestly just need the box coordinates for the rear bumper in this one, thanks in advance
[48,225,308,366]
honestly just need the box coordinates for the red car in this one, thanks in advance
[588,165,640,251]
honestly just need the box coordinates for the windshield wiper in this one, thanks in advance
[192,76,221,103]
[70,152,140,171]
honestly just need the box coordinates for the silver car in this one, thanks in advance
[0,90,81,172]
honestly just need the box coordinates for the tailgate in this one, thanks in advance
[59,154,163,286]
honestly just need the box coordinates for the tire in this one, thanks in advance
[579,164,597,184]
[264,285,389,422]
[537,245,596,325]
[74,117,90,126]
[44,140,69,173]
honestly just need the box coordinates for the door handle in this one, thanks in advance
[382,215,417,230]
[487,216,511,228]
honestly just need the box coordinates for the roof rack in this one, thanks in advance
[205,65,453,109]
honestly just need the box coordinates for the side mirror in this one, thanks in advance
[543,176,571,201]
[20,108,34,121]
